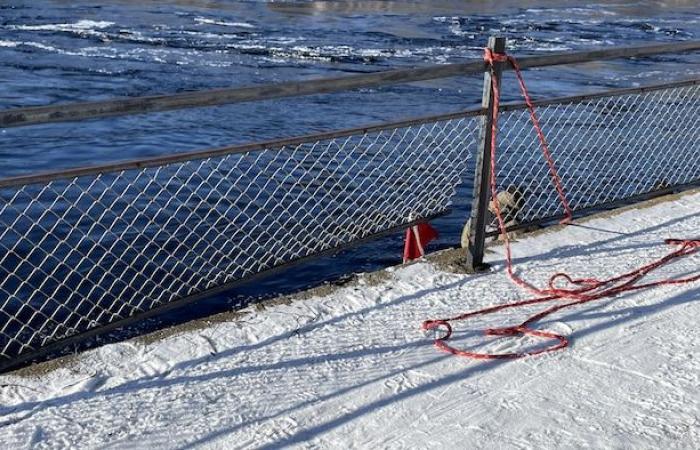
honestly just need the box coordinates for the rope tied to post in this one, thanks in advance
[483,47,573,226]
[420,47,700,360]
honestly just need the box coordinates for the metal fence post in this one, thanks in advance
[464,36,506,272]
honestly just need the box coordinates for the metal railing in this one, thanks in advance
[0,38,699,372]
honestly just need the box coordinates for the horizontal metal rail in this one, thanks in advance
[500,78,700,112]
[2,77,696,190]
[1,40,699,129]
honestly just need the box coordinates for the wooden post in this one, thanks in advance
[464,36,506,272]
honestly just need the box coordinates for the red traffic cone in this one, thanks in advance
[403,222,439,263]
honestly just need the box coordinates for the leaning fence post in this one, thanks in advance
[464,36,506,272]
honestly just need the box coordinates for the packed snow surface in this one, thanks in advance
[1,192,698,449]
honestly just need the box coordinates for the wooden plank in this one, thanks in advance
[1,40,699,129]
[465,36,506,272]
[514,40,700,70]
[0,61,485,128]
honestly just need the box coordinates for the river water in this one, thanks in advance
[0,0,698,324]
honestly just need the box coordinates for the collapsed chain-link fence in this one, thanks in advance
[0,115,480,368]
[488,81,700,234]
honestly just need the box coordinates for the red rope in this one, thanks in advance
[421,48,700,360]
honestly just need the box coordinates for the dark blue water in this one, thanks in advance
[1,0,699,327]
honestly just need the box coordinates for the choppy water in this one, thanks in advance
[1,0,699,323]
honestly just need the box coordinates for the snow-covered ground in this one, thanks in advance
[1,192,698,449]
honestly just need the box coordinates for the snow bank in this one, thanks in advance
[1,192,698,449]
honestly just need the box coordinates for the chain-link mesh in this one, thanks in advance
[0,116,479,365]
[489,82,700,231]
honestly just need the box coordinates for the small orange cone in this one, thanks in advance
[403,222,439,263]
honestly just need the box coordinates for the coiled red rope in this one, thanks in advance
[421,48,700,360]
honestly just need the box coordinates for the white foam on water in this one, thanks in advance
[524,7,618,16]
[180,30,242,39]
[7,20,115,32]
[3,39,226,67]
[267,36,302,45]
[5,21,185,46]
[114,30,166,44]
[194,17,255,29]
[618,17,699,25]
[240,40,479,65]
[11,40,61,53]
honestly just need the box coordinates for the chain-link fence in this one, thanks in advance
[0,114,480,368]
[487,80,700,235]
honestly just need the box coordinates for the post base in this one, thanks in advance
[466,262,491,274]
